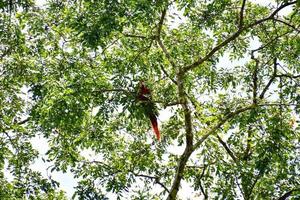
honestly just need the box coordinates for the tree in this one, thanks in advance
[1,0,300,199]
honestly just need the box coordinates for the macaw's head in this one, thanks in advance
[139,81,151,95]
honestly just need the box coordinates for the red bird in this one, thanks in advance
[138,81,160,141]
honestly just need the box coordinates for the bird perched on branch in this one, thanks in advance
[137,81,160,141]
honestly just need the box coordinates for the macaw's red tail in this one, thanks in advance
[149,115,160,141]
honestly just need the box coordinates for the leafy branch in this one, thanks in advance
[182,1,297,73]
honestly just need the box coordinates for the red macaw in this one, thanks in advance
[137,81,160,141]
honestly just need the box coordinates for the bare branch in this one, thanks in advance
[82,160,170,193]
[16,118,30,125]
[186,165,205,169]
[152,100,182,108]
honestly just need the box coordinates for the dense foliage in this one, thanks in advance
[1,0,300,199]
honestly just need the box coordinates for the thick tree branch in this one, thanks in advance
[167,71,194,200]
[166,147,193,200]
[182,1,296,73]
[167,104,255,199]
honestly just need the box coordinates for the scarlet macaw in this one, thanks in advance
[137,81,160,141]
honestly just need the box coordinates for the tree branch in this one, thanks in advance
[239,0,247,28]
[182,1,296,73]
[156,8,177,69]
[131,172,170,193]
[272,18,300,32]
[193,105,255,150]
[82,160,170,193]
[251,31,291,56]
[242,126,252,160]
[278,188,300,200]
[252,56,259,104]
[167,104,255,199]
[167,71,194,200]
[199,164,208,199]
[122,33,149,39]
[166,147,193,200]
[259,58,277,99]
[158,63,177,85]
[93,88,134,96]
[276,73,300,79]
[216,135,237,162]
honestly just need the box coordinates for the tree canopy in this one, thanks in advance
[1,0,300,199]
